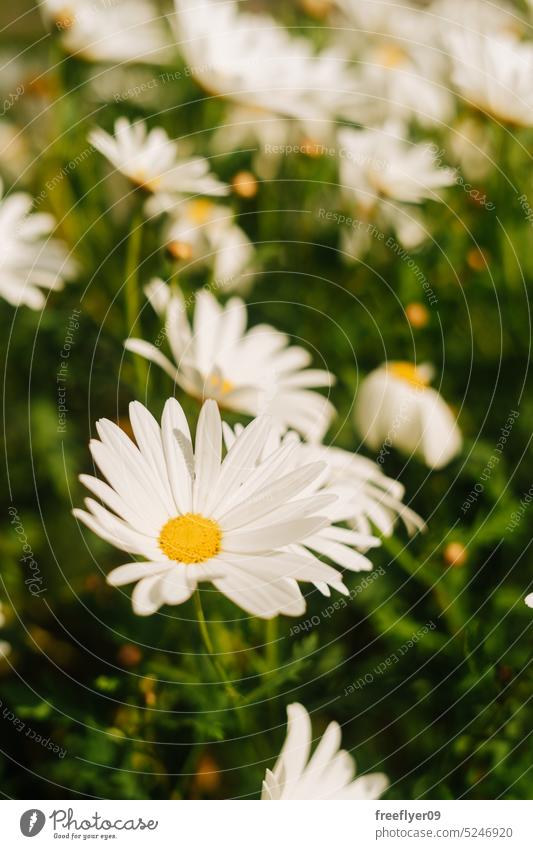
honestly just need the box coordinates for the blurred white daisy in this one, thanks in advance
[525,593,533,609]
[334,0,454,128]
[0,182,75,309]
[338,123,455,258]
[354,362,462,470]
[73,398,344,617]
[224,422,425,596]
[89,118,228,201]
[445,29,533,127]
[164,199,256,294]
[125,280,336,443]
[262,703,389,800]
[173,0,361,169]
[40,0,173,65]
[433,0,525,41]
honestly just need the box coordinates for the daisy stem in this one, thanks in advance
[125,211,148,395]
[193,590,241,704]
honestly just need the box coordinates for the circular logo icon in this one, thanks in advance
[20,810,46,837]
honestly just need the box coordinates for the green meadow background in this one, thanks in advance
[1,0,532,799]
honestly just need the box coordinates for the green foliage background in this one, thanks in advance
[0,0,532,800]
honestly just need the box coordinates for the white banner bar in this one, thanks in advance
[1,800,530,848]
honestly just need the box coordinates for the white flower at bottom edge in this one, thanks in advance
[354,362,462,470]
[89,118,228,200]
[124,279,336,443]
[223,422,425,598]
[262,703,389,800]
[73,398,346,618]
[0,182,76,309]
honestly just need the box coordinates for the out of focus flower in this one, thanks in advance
[433,0,525,40]
[0,182,75,309]
[334,0,454,128]
[262,703,389,800]
[89,119,228,203]
[224,422,425,596]
[443,541,468,567]
[525,594,533,609]
[338,123,455,258]
[73,398,344,618]
[354,362,462,470]
[165,200,256,294]
[405,302,429,328]
[40,0,173,65]
[445,30,533,127]
[174,0,362,172]
[125,280,336,443]
[231,171,258,199]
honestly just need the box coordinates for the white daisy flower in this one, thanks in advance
[164,199,256,294]
[73,398,345,618]
[338,123,455,258]
[173,0,361,149]
[124,280,336,443]
[0,182,75,309]
[444,29,533,127]
[89,118,228,201]
[334,0,454,128]
[262,703,389,800]
[40,0,173,65]
[433,0,525,41]
[354,362,462,470]
[223,422,425,596]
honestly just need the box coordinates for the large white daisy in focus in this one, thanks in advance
[124,280,336,443]
[0,182,75,309]
[89,119,228,201]
[223,422,425,596]
[338,123,455,258]
[445,29,533,128]
[262,703,389,800]
[354,362,462,470]
[73,399,345,618]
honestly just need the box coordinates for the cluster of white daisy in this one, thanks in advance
[1,0,531,800]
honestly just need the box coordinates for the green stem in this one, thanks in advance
[381,535,462,637]
[265,617,279,674]
[125,212,147,396]
[193,590,241,704]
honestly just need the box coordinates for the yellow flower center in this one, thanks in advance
[374,43,408,69]
[207,373,234,395]
[188,199,215,224]
[388,361,429,390]
[131,169,161,193]
[168,240,194,261]
[159,513,222,564]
